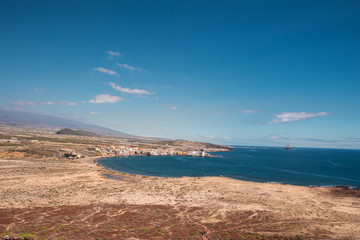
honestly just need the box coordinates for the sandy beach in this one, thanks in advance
[1,142,360,240]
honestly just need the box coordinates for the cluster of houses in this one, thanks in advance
[0,137,20,143]
[87,145,211,157]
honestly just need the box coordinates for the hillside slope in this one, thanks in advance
[56,128,97,136]
[0,109,134,138]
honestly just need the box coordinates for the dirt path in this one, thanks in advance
[185,210,211,240]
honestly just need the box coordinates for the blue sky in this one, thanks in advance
[1,0,359,148]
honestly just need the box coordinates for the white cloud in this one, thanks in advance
[241,110,258,114]
[109,82,154,95]
[89,94,123,104]
[40,102,56,105]
[107,51,122,57]
[270,112,330,124]
[94,67,117,75]
[10,100,37,106]
[90,111,99,115]
[59,101,78,106]
[116,63,143,72]
[34,88,44,92]
[170,106,177,110]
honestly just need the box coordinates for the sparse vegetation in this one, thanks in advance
[0,125,359,239]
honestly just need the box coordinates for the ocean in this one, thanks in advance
[97,147,360,188]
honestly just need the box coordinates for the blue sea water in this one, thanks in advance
[97,147,360,188]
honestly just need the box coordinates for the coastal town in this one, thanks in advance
[0,132,230,160]
[87,145,214,158]
[60,144,229,159]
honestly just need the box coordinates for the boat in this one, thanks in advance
[284,144,292,150]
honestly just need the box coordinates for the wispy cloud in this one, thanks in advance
[116,63,143,72]
[89,94,123,104]
[182,135,218,144]
[263,135,360,147]
[59,101,78,106]
[89,111,99,115]
[40,102,56,105]
[228,135,360,149]
[107,51,122,60]
[10,100,37,106]
[270,112,330,124]
[94,67,117,75]
[170,106,177,110]
[344,137,360,143]
[240,110,258,114]
[10,100,78,106]
[34,88,44,92]
[109,82,154,95]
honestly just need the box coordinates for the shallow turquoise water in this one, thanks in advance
[98,147,360,188]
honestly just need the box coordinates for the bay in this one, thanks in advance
[98,147,360,188]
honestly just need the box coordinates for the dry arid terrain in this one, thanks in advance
[0,126,360,240]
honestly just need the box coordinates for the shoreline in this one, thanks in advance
[96,155,360,191]
[1,139,360,239]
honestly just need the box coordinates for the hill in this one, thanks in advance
[56,128,97,136]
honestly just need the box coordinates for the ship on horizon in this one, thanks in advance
[284,144,292,150]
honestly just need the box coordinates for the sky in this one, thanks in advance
[0,0,359,149]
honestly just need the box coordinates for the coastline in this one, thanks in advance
[96,155,360,190]
[1,147,360,239]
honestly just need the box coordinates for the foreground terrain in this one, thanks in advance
[0,126,360,239]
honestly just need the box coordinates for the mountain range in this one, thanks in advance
[0,109,135,138]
